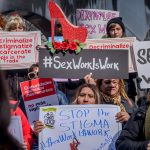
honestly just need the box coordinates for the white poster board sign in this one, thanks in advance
[20,78,59,126]
[133,41,150,88]
[0,31,41,70]
[39,105,122,150]
[85,37,136,72]
[8,116,24,144]
[76,9,119,39]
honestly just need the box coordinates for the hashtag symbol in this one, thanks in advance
[43,56,53,68]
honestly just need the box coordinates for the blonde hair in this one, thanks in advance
[72,83,100,104]
[5,15,26,31]
[97,79,133,108]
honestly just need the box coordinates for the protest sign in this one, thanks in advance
[20,78,59,125]
[133,41,150,89]
[39,104,122,150]
[76,9,119,38]
[85,37,136,72]
[48,36,76,83]
[39,48,128,79]
[0,31,41,70]
[86,37,136,44]
[8,116,24,144]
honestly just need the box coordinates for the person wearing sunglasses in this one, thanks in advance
[27,63,69,149]
[27,63,39,80]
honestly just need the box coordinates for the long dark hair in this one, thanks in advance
[0,70,23,149]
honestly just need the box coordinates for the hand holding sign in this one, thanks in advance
[115,111,130,123]
[33,120,44,135]
[84,73,96,85]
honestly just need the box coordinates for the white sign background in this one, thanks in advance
[25,95,59,126]
[0,31,41,70]
[20,78,59,126]
[39,105,121,150]
[133,41,150,89]
[76,9,119,39]
[85,37,136,73]
[8,116,24,144]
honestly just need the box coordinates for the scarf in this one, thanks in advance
[100,92,126,112]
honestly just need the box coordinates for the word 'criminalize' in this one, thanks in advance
[43,56,119,71]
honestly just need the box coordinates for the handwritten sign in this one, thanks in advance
[0,31,41,70]
[39,48,128,79]
[85,37,136,72]
[39,105,122,150]
[20,78,59,125]
[8,116,24,144]
[76,9,119,38]
[133,41,150,89]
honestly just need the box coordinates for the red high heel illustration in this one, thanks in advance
[49,0,88,43]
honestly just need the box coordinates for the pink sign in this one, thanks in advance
[0,31,41,70]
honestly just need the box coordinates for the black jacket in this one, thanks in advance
[116,105,150,150]
[65,79,85,90]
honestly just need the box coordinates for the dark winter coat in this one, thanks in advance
[116,104,150,150]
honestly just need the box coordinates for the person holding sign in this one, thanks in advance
[72,83,100,104]
[64,73,95,101]
[27,63,69,105]
[8,88,34,150]
[96,79,135,124]
[9,99,34,150]
[33,83,100,150]
[5,15,26,31]
[106,17,137,102]
[0,70,23,150]
[116,91,150,150]
[4,14,28,115]
[106,17,125,38]
[34,83,100,134]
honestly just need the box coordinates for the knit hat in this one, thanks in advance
[106,17,125,36]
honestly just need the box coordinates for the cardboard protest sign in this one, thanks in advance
[39,105,122,150]
[0,31,41,70]
[39,48,128,79]
[76,9,119,39]
[133,41,150,89]
[20,78,59,125]
[8,116,24,144]
[85,37,136,72]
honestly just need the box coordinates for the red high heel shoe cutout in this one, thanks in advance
[49,0,88,43]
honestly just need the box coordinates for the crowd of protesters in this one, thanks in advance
[0,12,150,150]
